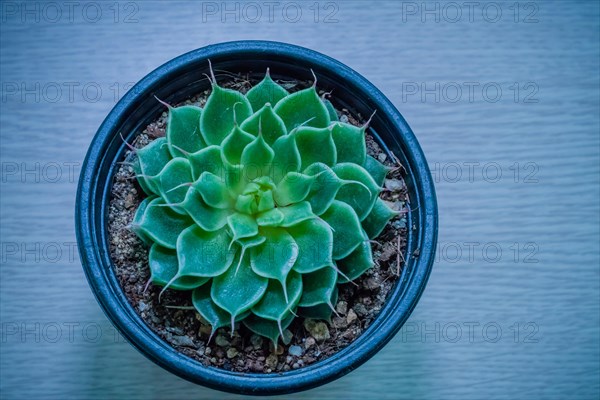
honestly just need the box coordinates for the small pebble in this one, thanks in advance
[304,319,330,342]
[366,277,380,290]
[288,345,303,357]
[265,354,278,368]
[304,337,316,349]
[292,363,300,369]
[333,316,348,329]
[170,335,196,348]
[226,348,239,359]
[347,309,358,324]
[393,219,407,229]
[377,153,387,162]
[215,335,230,347]
[250,334,263,349]
[354,303,368,317]
[384,178,404,191]
[204,347,212,355]
[249,361,263,372]
[336,301,348,315]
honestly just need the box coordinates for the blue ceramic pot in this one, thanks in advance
[76,41,437,395]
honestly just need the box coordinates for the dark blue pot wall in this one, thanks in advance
[75,41,438,396]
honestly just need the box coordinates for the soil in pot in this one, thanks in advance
[107,74,409,373]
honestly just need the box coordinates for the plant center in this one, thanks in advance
[234,176,277,215]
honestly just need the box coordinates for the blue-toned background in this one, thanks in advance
[1,1,599,399]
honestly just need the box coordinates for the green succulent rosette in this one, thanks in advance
[130,67,398,344]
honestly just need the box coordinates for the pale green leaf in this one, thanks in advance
[320,200,364,259]
[148,244,208,290]
[333,163,381,220]
[331,122,366,164]
[240,103,287,146]
[176,225,236,277]
[293,126,337,170]
[166,105,205,158]
[288,219,333,273]
[200,85,252,145]
[273,86,331,131]
[362,198,398,239]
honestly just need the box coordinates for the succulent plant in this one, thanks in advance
[130,65,398,344]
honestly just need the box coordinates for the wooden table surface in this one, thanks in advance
[1,1,599,399]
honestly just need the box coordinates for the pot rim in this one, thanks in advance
[76,40,437,395]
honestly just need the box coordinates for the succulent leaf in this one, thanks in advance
[132,68,397,342]
[273,86,331,131]
[332,122,366,164]
[298,266,337,308]
[332,163,381,220]
[278,201,315,227]
[363,155,391,187]
[323,98,339,122]
[149,244,208,290]
[303,163,345,215]
[176,225,236,278]
[243,312,295,346]
[293,126,337,170]
[252,271,302,323]
[193,172,231,209]
[188,145,223,180]
[133,198,192,249]
[274,172,316,206]
[227,213,259,242]
[269,135,301,184]
[180,189,228,231]
[297,287,338,321]
[245,71,289,112]
[362,198,399,239]
[321,200,365,259]
[211,253,268,328]
[240,104,287,146]
[166,105,205,158]
[288,219,333,273]
[157,158,193,213]
[250,228,299,300]
[336,238,374,283]
[221,125,255,165]
[200,85,252,145]
[192,284,233,331]
[134,138,171,194]
[241,134,274,180]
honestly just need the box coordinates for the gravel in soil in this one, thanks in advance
[107,74,409,373]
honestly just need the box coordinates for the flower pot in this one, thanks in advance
[76,40,437,395]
